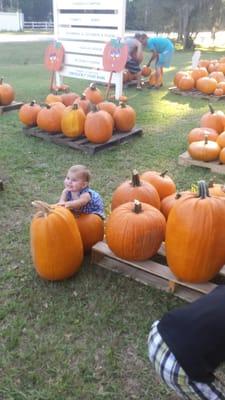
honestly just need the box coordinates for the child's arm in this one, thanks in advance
[58,188,68,204]
[64,192,91,210]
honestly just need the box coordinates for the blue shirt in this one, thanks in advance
[146,37,174,53]
[66,187,105,219]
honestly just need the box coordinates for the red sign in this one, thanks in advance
[103,39,128,72]
[44,41,65,72]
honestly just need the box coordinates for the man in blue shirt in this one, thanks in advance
[139,34,174,88]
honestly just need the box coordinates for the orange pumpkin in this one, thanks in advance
[30,201,83,281]
[141,65,151,77]
[217,81,225,94]
[84,107,113,143]
[208,180,225,197]
[75,213,104,253]
[45,92,62,104]
[165,180,225,283]
[218,132,225,148]
[160,191,191,220]
[178,76,195,91]
[61,103,86,137]
[196,77,217,94]
[214,88,224,97]
[97,101,116,117]
[61,91,79,106]
[191,67,208,83]
[113,102,136,132]
[83,83,104,105]
[200,104,225,133]
[219,147,225,164]
[149,71,163,87]
[111,170,160,211]
[173,71,189,87]
[188,136,220,162]
[18,100,41,126]
[37,103,65,133]
[187,127,218,144]
[106,200,166,261]
[209,71,224,83]
[0,77,15,105]
[74,94,91,115]
[140,170,176,200]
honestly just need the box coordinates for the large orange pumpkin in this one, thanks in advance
[37,103,65,133]
[140,170,176,200]
[178,75,195,91]
[106,200,166,261]
[111,170,160,210]
[165,180,225,283]
[200,104,225,133]
[30,201,83,280]
[173,71,189,87]
[0,77,15,105]
[18,100,41,126]
[75,213,104,253]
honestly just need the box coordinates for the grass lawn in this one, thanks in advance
[1,41,225,399]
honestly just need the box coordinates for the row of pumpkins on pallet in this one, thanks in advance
[31,168,225,286]
[174,55,225,96]
[187,104,225,163]
[19,83,136,144]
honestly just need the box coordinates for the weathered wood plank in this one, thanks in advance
[0,101,23,114]
[91,241,224,303]
[178,151,225,175]
[23,126,143,154]
[169,86,225,101]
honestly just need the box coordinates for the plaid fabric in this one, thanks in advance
[148,321,225,399]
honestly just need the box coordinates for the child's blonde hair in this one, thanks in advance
[68,165,91,183]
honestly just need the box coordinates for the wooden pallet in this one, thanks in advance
[23,126,143,155]
[0,101,23,114]
[169,86,225,101]
[91,241,225,303]
[178,151,225,174]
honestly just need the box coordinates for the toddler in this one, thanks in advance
[58,165,104,219]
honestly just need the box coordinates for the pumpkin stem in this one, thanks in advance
[133,199,142,213]
[30,100,36,106]
[198,180,210,198]
[32,200,53,216]
[204,134,208,145]
[119,102,126,108]
[160,170,168,177]
[208,177,215,188]
[175,192,182,199]
[0,77,3,85]
[89,82,97,90]
[208,103,214,114]
[131,169,141,187]
[72,103,79,110]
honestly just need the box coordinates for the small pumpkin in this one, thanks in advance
[217,131,225,148]
[111,169,160,211]
[74,94,91,115]
[97,101,117,117]
[37,103,65,133]
[45,91,62,104]
[18,100,41,126]
[75,213,104,253]
[106,200,166,261]
[113,102,136,132]
[61,91,79,106]
[83,82,104,105]
[160,191,191,220]
[149,71,163,87]
[0,77,15,105]
[140,170,176,200]
[30,201,83,281]
[178,75,195,91]
[141,65,151,77]
[173,71,189,87]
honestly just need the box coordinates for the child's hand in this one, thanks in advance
[57,201,66,207]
